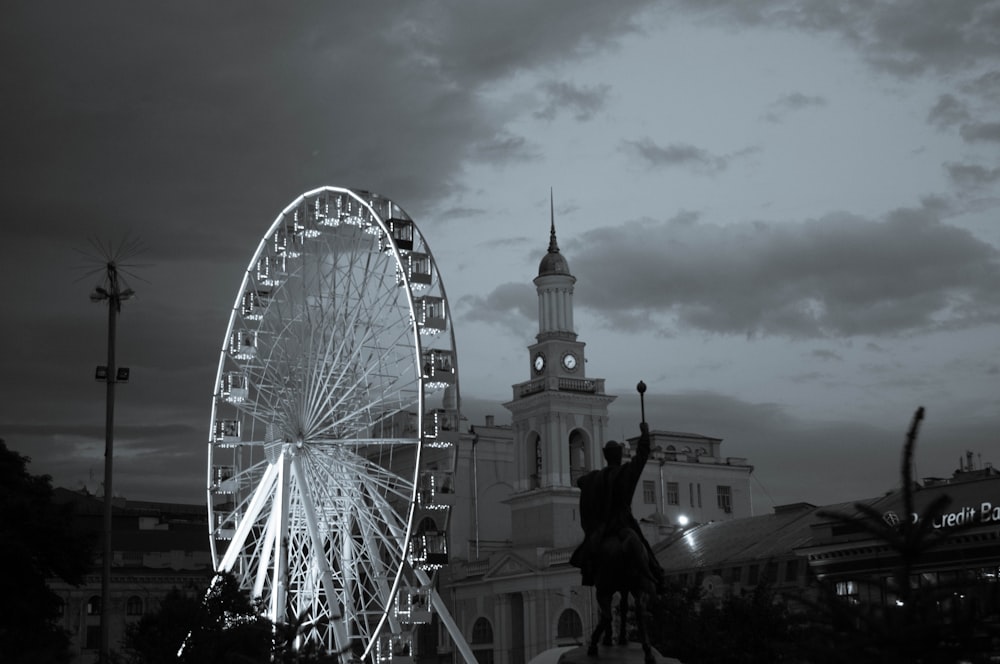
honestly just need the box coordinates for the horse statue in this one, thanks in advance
[572,384,663,664]
[587,527,658,664]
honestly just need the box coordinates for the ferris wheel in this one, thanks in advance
[207,186,473,662]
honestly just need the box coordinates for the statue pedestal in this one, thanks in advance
[558,642,682,664]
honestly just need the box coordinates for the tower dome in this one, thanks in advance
[537,242,570,276]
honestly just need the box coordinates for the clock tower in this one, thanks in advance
[503,194,616,550]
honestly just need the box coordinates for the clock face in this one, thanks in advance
[562,352,577,371]
[533,353,545,373]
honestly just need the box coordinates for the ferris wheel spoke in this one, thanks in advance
[308,318,396,437]
[307,301,414,437]
[306,446,414,508]
[290,455,352,651]
[253,504,279,598]
[306,341,418,441]
[218,460,279,572]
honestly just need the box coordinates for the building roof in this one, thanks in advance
[654,472,1000,574]
[806,471,1000,547]
[653,502,828,571]
[51,487,211,564]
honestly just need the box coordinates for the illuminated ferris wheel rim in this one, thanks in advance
[217,184,434,393]
[206,185,462,660]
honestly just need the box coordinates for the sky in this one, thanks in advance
[1,1,998,512]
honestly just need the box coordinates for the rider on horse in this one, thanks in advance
[570,421,666,591]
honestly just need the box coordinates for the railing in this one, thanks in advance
[543,548,574,567]
[557,377,596,393]
[464,559,490,576]
[519,379,545,397]
[518,376,601,397]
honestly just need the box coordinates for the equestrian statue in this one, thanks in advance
[570,381,665,664]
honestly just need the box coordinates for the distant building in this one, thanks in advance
[435,213,754,664]
[654,464,1000,620]
[48,488,212,663]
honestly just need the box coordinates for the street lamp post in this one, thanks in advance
[90,262,133,664]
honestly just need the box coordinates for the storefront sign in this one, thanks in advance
[884,501,1000,529]
[927,502,1000,529]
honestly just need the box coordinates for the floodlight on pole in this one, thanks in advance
[90,259,135,664]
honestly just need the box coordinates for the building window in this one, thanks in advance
[689,483,694,507]
[471,617,494,664]
[717,485,732,513]
[556,609,583,642]
[642,480,655,505]
[748,564,759,585]
[126,596,144,616]
[569,430,587,484]
[85,626,101,649]
[666,482,679,505]
[836,580,860,604]
[697,483,702,508]
[785,559,799,583]
[531,436,543,489]
[87,596,101,616]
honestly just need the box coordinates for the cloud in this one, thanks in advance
[810,349,843,361]
[569,200,1000,338]
[458,282,536,334]
[960,121,1000,143]
[401,0,655,85]
[621,139,757,174]
[945,162,1000,189]
[470,130,542,164]
[762,92,827,122]
[436,207,488,222]
[534,80,612,121]
[672,0,1000,78]
[927,94,972,129]
[960,70,1000,102]
[7,420,207,503]
[0,1,655,250]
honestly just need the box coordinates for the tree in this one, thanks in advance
[123,572,351,664]
[795,407,990,663]
[0,439,95,664]
[123,573,271,664]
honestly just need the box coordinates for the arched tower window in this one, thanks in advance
[556,608,583,642]
[569,429,588,484]
[471,617,494,664]
[526,432,542,489]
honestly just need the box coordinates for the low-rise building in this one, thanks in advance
[49,489,213,663]
[653,465,1000,623]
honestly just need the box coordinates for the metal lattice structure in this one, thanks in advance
[208,186,472,661]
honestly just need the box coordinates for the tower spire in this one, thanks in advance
[548,187,559,254]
